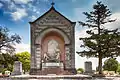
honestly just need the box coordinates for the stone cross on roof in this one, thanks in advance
[51,0,55,6]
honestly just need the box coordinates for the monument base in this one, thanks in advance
[10,74,92,80]
[30,62,76,75]
[11,71,22,76]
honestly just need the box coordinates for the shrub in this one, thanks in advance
[77,68,84,74]
[2,68,7,74]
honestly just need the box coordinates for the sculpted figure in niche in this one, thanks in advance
[43,39,61,62]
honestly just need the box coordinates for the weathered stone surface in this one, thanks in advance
[42,62,64,69]
[84,61,93,74]
[11,61,22,75]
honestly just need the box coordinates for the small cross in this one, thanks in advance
[51,0,55,6]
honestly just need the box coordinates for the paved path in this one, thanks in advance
[0,75,120,80]
[0,77,120,80]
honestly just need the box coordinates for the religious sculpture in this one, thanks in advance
[43,39,60,62]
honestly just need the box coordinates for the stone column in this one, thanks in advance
[11,61,22,75]
[71,24,75,69]
[65,46,71,69]
[30,46,35,68]
[30,24,36,69]
[35,44,41,69]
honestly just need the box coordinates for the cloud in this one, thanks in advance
[0,0,11,3]
[0,3,3,8]
[11,8,28,21]
[9,2,17,11]
[75,27,90,51]
[0,0,45,22]
[104,12,120,29]
[13,0,33,4]
[15,43,30,53]
[0,0,16,10]
[29,15,37,21]
[103,0,120,12]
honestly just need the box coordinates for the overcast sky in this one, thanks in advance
[0,0,120,70]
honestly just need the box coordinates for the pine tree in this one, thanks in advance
[77,1,120,74]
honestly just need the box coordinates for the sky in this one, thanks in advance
[0,0,120,70]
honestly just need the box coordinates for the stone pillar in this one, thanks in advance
[65,46,71,69]
[84,61,93,74]
[30,25,36,69]
[31,46,35,69]
[35,44,41,69]
[11,61,22,75]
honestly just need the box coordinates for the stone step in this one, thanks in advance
[10,74,93,80]
[30,68,73,75]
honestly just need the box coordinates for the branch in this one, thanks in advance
[78,21,97,28]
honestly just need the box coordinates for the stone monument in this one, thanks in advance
[11,61,22,75]
[29,3,76,75]
[84,61,93,74]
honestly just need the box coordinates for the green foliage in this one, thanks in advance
[7,64,13,72]
[0,54,5,64]
[0,53,17,73]
[2,53,14,66]
[0,52,30,74]
[117,64,120,74]
[2,68,7,74]
[0,27,21,54]
[77,1,120,74]
[103,58,118,72]
[16,52,30,74]
[77,68,84,73]
[0,26,20,72]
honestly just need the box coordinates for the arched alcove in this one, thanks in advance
[41,31,65,63]
[35,28,70,45]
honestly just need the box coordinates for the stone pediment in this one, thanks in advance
[30,7,75,26]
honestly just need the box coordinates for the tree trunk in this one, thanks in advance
[98,53,102,74]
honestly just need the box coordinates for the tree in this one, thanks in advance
[16,52,30,74]
[117,64,120,74]
[0,27,21,54]
[103,58,118,73]
[77,1,120,74]
[0,53,17,72]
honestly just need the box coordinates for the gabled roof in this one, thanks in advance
[29,6,76,24]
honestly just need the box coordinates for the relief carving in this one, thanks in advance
[43,39,61,62]
[36,12,70,26]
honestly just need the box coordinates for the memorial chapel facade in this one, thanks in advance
[29,5,76,75]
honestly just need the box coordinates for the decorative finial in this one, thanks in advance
[51,0,55,6]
